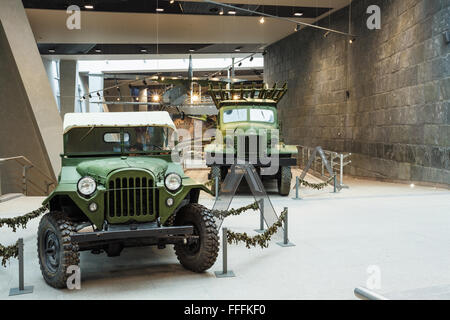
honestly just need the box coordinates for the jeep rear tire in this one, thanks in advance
[278,166,292,196]
[174,204,219,272]
[37,211,79,289]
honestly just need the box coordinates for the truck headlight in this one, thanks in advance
[164,173,182,191]
[77,176,97,197]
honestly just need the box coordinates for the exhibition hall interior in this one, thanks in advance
[0,0,449,301]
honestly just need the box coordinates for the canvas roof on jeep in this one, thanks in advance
[63,111,177,134]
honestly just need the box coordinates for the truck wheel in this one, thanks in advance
[210,166,221,196]
[37,211,79,289]
[278,166,292,196]
[174,204,219,272]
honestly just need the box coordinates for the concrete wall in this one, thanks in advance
[265,0,449,185]
[0,0,62,195]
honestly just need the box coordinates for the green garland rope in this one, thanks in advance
[210,201,260,220]
[227,209,287,249]
[0,205,48,232]
[0,205,48,267]
[294,175,336,190]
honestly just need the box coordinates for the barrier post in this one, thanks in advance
[277,208,295,247]
[9,238,34,296]
[214,228,235,278]
[292,176,302,200]
[254,199,265,233]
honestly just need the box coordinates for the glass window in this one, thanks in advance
[250,109,275,123]
[124,126,172,153]
[223,109,247,123]
[104,133,129,143]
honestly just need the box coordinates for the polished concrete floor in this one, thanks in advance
[1,169,449,300]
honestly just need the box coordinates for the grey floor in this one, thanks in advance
[1,170,449,300]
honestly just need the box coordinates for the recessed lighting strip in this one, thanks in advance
[202,0,356,38]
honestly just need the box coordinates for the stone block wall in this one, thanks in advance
[265,0,449,185]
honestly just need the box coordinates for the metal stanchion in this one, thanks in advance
[254,199,265,233]
[354,287,388,300]
[215,176,219,200]
[292,176,302,200]
[277,208,295,247]
[333,175,337,193]
[214,228,235,278]
[9,238,33,296]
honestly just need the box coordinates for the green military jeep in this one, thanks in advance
[205,83,298,196]
[38,111,218,288]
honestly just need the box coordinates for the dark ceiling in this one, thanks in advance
[23,0,331,19]
[38,43,264,55]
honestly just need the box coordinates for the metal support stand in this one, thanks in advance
[254,199,265,233]
[292,176,302,200]
[333,175,337,193]
[354,287,388,300]
[215,176,219,200]
[9,238,33,296]
[214,228,235,278]
[277,208,295,247]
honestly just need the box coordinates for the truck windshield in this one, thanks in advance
[223,108,247,123]
[223,107,275,124]
[64,126,173,155]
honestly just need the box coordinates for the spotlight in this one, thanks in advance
[232,95,240,100]
[349,38,356,44]
[219,9,224,15]
[191,94,199,102]
[156,8,164,12]
[324,31,330,38]
[228,11,236,15]
[259,17,265,24]
[152,94,160,102]
[234,46,242,52]
[294,12,303,17]
[96,92,101,97]
[140,49,148,53]
[95,49,101,53]
[238,62,242,67]
[48,49,55,53]
[84,5,94,10]
[88,94,92,98]
[250,56,254,62]
[189,48,195,52]
[170,0,175,3]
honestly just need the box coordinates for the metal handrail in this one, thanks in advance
[0,156,57,196]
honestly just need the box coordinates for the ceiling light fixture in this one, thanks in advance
[48,49,55,53]
[95,49,101,53]
[84,5,94,10]
[156,8,164,12]
[228,11,236,15]
[294,12,303,17]
[140,49,148,53]
[234,46,242,52]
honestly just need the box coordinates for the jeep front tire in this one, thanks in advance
[174,204,219,272]
[37,211,79,289]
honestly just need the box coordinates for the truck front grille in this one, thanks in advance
[105,174,154,221]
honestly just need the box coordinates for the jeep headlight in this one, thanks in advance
[164,173,182,191]
[77,176,97,197]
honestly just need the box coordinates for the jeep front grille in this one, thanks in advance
[105,173,155,222]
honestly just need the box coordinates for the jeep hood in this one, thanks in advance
[76,157,169,180]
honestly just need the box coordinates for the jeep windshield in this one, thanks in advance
[223,107,275,124]
[64,126,174,156]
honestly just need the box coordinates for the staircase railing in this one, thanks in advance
[0,156,57,196]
